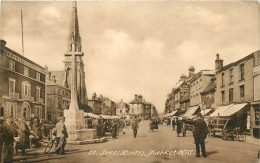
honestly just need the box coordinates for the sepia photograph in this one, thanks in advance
[0,0,259,162]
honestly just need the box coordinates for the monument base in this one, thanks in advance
[64,109,95,141]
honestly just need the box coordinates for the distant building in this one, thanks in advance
[189,70,215,110]
[102,97,117,116]
[116,99,130,117]
[129,94,157,119]
[46,71,70,123]
[0,40,47,119]
[171,66,195,115]
[87,92,102,115]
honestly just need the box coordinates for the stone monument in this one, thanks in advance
[63,2,101,143]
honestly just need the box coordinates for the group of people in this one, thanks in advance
[89,118,126,139]
[0,116,68,163]
[0,116,43,163]
[171,117,187,137]
[169,113,209,158]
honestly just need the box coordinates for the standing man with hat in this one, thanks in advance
[1,116,15,163]
[54,117,68,155]
[185,113,208,157]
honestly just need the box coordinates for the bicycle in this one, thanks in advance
[222,128,246,142]
[44,137,58,154]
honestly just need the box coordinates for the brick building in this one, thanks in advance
[0,40,46,119]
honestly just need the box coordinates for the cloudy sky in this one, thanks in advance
[1,0,259,113]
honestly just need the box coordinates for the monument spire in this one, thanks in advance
[67,1,82,52]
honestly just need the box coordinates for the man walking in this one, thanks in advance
[185,113,208,157]
[54,117,68,155]
[1,116,15,163]
[131,116,139,138]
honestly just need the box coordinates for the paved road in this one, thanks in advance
[14,120,259,163]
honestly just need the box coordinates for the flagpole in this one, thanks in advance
[21,10,24,56]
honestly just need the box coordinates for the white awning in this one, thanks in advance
[168,110,178,117]
[84,112,100,119]
[100,114,119,119]
[182,105,200,118]
[210,104,234,117]
[221,103,247,117]
[201,109,212,116]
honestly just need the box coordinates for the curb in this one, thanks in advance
[67,137,107,145]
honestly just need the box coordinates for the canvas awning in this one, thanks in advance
[182,105,200,118]
[84,112,100,119]
[168,110,178,117]
[201,109,212,116]
[220,103,247,117]
[210,104,234,117]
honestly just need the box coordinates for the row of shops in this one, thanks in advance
[164,103,260,138]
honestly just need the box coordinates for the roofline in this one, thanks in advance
[216,50,260,73]
[1,45,46,70]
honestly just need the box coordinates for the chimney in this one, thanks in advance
[189,66,195,76]
[52,75,56,83]
[48,72,51,80]
[215,54,223,71]
[180,74,187,81]
[135,94,138,99]
[92,92,96,99]
[0,40,6,46]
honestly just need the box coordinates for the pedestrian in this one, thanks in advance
[185,113,208,157]
[176,118,182,137]
[172,118,176,130]
[17,119,30,156]
[111,119,118,139]
[100,119,105,137]
[96,119,101,139]
[0,117,5,162]
[131,116,139,138]
[182,121,187,137]
[1,116,15,163]
[149,119,153,132]
[54,117,68,155]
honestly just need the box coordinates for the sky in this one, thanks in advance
[1,0,259,113]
